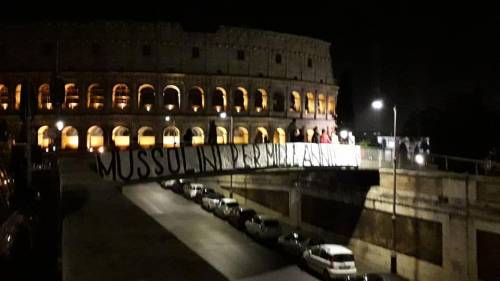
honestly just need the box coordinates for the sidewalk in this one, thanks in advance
[60,155,228,281]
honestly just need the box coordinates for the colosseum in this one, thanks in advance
[0,21,338,152]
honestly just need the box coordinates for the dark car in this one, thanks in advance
[227,207,256,229]
[171,179,191,194]
[193,187,215,204]
[277,231,324,258]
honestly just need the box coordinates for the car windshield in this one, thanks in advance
[332,254,354,262]
[263,220,279,227]
[226,202,239,208]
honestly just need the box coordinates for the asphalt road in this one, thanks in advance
[123,182,379,280]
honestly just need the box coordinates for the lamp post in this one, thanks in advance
[372,99,398,274]
[220,112,233,198]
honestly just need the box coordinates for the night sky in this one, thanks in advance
[3,2,499,158]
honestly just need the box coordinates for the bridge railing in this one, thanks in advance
[359,147,500,176]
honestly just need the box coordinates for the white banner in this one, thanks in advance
[96,143,361,182]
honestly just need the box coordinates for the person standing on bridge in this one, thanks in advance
[320,129,331,144]
[312,127,320,143]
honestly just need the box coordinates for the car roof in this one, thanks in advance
[258,215,278,221]
[318,244,353,255]
[221,198,237,203]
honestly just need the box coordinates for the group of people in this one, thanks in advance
[286,119,339,144]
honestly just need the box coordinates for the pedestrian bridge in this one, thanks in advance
[96,143,362,182]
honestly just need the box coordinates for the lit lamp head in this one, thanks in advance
[415,154,425,166]
[340,130,348,140]
[219,112,227,119]
[371,99,384,110]
[165,116,171,122]
[56,120,64,131]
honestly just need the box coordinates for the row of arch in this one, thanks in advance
[0,83,334,115]
[37,125,291,151]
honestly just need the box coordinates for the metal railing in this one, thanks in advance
[359,147,500,176]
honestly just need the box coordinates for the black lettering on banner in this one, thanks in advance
[196,146,204,173]
[292,143,298,167]
[312,144,321,166]
[303,143,312,167]
[116,150,134,181]
[253,144,261,168]
[167,148,181,174]
[137,150,151,179]
[201,146,217,172]
[216,145,222,171]
[230,144,239,169]
[181,147,194,174]
[265,143,274,167]
[211,145,220,171]
[151,148,164,175]
[242,145,251,168]
[96,151,116,180]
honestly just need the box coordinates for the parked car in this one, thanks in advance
[201,192,224,211]
[302,244,357,280]
[278,231,324,258]
[226,207,256,229]
[172,179,190,194]
[183,182,204,199]
[245,215,282,241]
[159,179,180,190]
[352,273,408,281]
[193,187,215,204]
[214,198,239,219]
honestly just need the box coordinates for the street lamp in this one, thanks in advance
[219,112,234,198]
[371,99,398,274]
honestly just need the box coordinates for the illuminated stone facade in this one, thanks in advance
[0,21,338,151]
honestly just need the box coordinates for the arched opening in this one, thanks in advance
[87,126,104,151]
[163,85,180,110]
[216,127,227,144]
[37,126,54,149]
[163,126,180,148]
[191,127,204,146]
[38,83,52,110]
[272,91,285,112]
[138,84,155,111]
[328,95,335,116]
[306,129,314,142]
[233,87,248,112]
[15,84,21,110]
[87,83,104,110]
[0,85,8,110]
[233,127,248,144]
[188,86,204,112]
[254,127,268,143]
[138,126,155,148]
[112,126,130,149]
[64,83,80,110]
[61,126,79,150]
[318,94,326,114]
[212,87,227,112]
[289,91,301,112]
[273,128,286,144]
[306,92,315,114]
[254,89,268,112]
[112,84,130,110]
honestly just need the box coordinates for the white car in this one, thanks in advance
[302,244,357,279]
[244,215,282,240]
[183,183,204,199]
[201,193,224,211]
[214,198,239,218]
